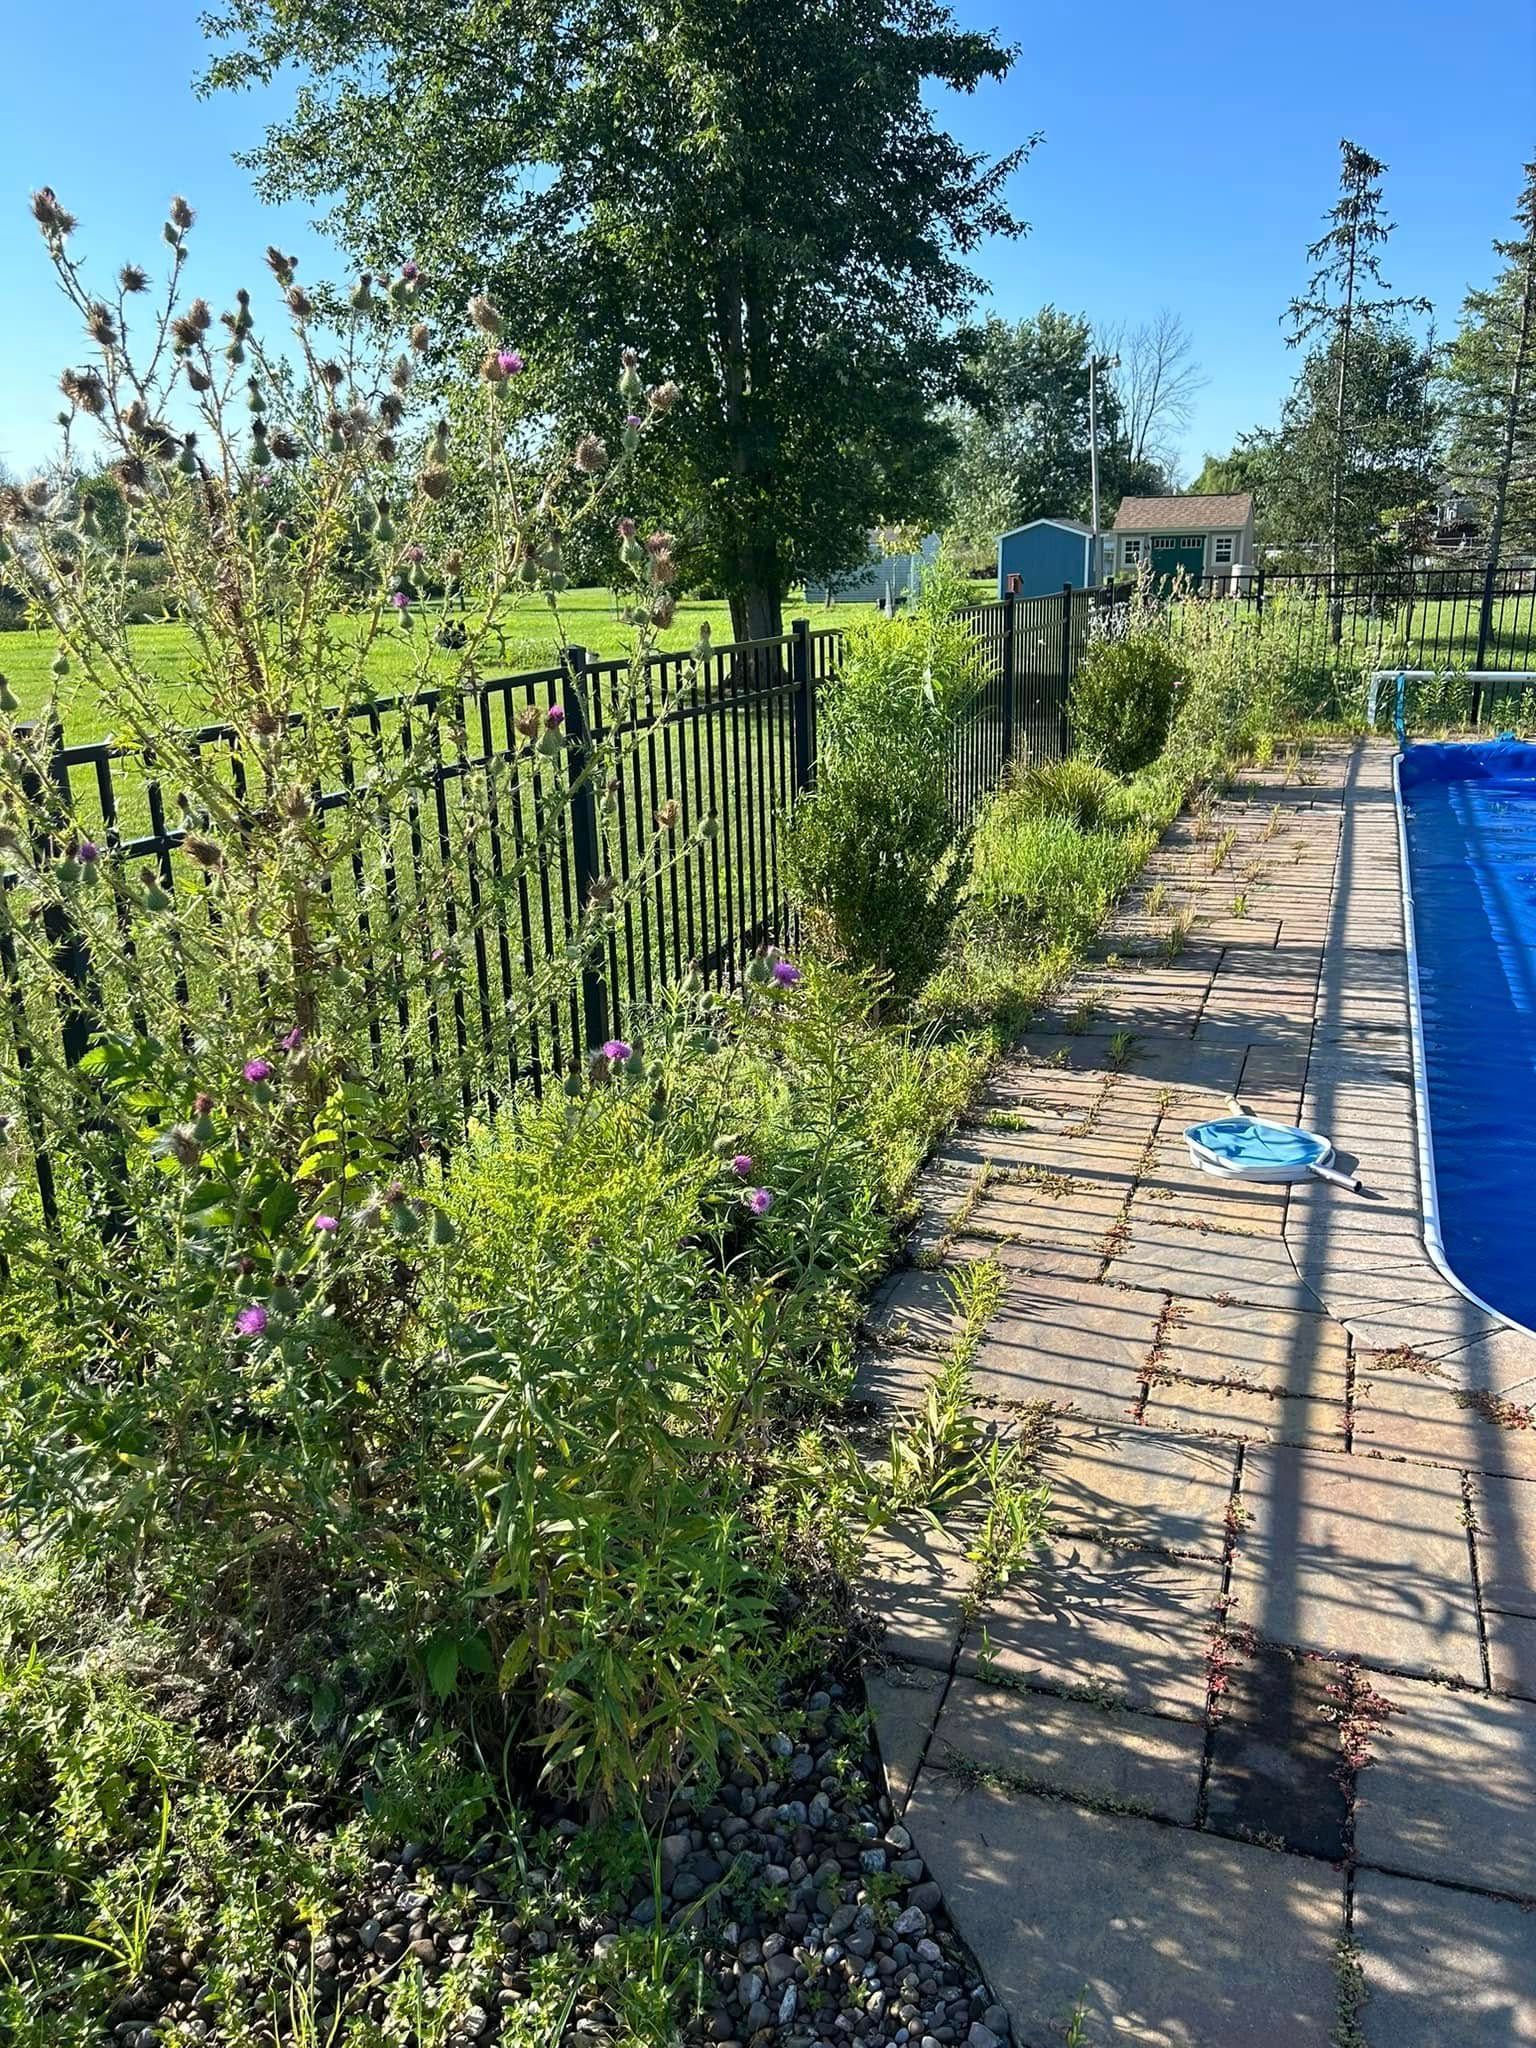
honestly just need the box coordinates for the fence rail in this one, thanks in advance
[0,597,1075,1225]
[1185,566,1536,675]
[9,566,1536,1229]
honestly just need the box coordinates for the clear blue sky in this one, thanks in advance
[2,0,1533,481]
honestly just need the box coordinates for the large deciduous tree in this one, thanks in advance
[203,0,1031,642]
[1286,140,1429,578]
[942,309,1163,552]
[1443,157,1536,643]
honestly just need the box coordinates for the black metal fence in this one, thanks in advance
[1,597,1077,1220]
[1187,566,1536,675]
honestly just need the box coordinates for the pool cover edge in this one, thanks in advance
[1390,746,1536,1341]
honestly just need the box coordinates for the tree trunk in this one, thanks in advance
[1328,223,1359,604]
[728,584,785,644]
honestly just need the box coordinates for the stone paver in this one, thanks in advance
[963,1273,1160,1421]
[1354,1871,1536,2044]
[1204,1643,1348,1860]
[1038,1419,1237,1557]
[929,1673,1205,1824]
[1141,1370,1347,1449]
[865,1661,947,1814]
[859,1511,976,1669]
[1471,1472,1536,1698]
[1159,1295,1352,1398]
[958,1537,1222,1718]
[905,1772,1343,2048]
[1354,1674,1536,1897]
[1229,1445,1482,1681]
[860,744,1536,2044]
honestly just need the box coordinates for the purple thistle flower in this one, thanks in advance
[279,1025,304,1053]
[403,543,426,564]
[242,1058,272,1084]
[744,1187,774,1217]
[235,1303,269,1336]
[498,349,525,376]
[390,590,410,610]
[400,260,420,281]
[602,1038,633,1064]
[731,1153,754,1177]
[312,1213,339,1234]
[771,959,801,987]
[546,704,565,727]
[625,413,644,428]
[77,839,100,863]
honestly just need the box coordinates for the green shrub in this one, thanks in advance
[1010,756,1123,831]
[1070,630,1186,773]
[784,562,982,1000]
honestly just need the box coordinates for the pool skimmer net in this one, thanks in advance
[1183,1100,1361,1192]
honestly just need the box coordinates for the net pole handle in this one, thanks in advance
[1310,1161,1362,1193]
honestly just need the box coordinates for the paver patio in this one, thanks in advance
[858,742,1536,2045]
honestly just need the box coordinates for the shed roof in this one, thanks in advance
[999,516,1092,539]
[1112,493,1253,533]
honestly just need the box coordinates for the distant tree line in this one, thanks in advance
[1191,143,1536,579]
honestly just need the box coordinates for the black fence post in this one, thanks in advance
[561,646,610,1055]
[23,719,100,1073]
[1059,583,1074,758]
[1255,568,1266,627]
[1000,592,1017,768]
[1474,556,1496,676]
[790,617,816,792]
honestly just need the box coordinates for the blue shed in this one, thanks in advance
[996,518,1099,600]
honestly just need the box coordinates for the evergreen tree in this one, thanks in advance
[1443,157,1536,646]
[1286,141,1430,578]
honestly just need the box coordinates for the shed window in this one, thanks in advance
[1213,535,1234,564]
[1122,538,1142,564]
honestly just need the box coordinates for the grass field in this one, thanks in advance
[0,587,875,742]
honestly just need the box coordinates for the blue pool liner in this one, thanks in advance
[1395,738,1536,1333]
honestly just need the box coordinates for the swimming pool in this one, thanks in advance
[1396,740,1536,1333]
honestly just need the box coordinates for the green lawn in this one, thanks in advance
[0,587,874,743]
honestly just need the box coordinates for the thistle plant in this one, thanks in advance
[0,191,707,1240]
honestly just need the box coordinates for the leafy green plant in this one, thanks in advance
[1070,629,1186,773]
[784,561,982,1001]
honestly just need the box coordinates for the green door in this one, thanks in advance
[1148,535,1206,591]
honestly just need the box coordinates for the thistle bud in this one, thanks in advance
[169,195,196,230]
[349,273,375,312]
[429,420,450,465]
[467,293,504,335]
[286,285,313,319]
[265,245,295,285]
[418,468,450,502]
[30,187,77,238]
[391,355,412,392]
[410,321,431,353]
[654,799,681,831]
[0,675,16,714]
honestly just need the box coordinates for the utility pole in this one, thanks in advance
[1089,352,1118,586]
